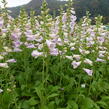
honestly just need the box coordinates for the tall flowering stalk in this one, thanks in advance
[1,0,9,27]
[30,10,36,33]
[38,0,52,86]
[19,8,28,33]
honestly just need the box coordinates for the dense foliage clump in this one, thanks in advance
[0,0,109,109]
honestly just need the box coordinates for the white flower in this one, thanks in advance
[70,47,75,51]
[81,84,86,88]
[0,89,3,93]
[0,55,4,60]
[46,40,56,49]
[99,54,104,58]
[73,54,81,61]
[31,50,43,58]
[38,44,43,50]
[7,88,11,92]
[3,46,12,52]
[99,51,106,54]
[57,38,63,46]
[50,48,59,56]
[83,68,93,76]
[96,58,105,62]
[0,63,9,68]
[65,56,73,60]
[13,48,22,52]
[71,61,81,69]
[84,50,90,55]
[79,48,90,55]
[69,43,75,47]
[84,58,93,66]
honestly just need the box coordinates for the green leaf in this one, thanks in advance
[79,97,98,109]
[66,100,78,109]
[96,101,108,108]
[48,101,55,109]
[47,93,59,100]
[102,96,109,102]
[35,85,47,107]
[21,101,30,109]
[28,97,39,106]
[40,105,49,109]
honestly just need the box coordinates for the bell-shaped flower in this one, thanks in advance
[65,56,73,60]
[0,63,9,68]
[84,58,93,66]
[6,59,16,63]
[50,48,59,56]
[73,54,81,61]
[83,68,93,76]
[46,40,56,49]
[96,58,105,62]
[71,61,81,69]
[31,50,43,58]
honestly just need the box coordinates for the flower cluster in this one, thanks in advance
[0,2,109,78]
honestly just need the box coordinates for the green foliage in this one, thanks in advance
[0,0,109,109]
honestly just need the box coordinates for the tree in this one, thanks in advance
[73,0,109,23]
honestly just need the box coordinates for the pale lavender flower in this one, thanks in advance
[46,40,56,49]
[6,59,16,63]
[25,30,32,35]
[57,38,63,46]
[97,37,105,44]
[62,13,67,22]
[84,58,93,66]
[73,54,81,61]
[49,33,57,38]
[99,54,104,58]
[71,15,77,21]
[83,68,93,76]
[86,37,93,42]
[70,47,76,51]
[38,44,43,50]
[11,33,21,40]
[96,58,105,62]
[25,42,35,48]
[90,32,95,37]
[101,33,106,36]
[0,19,4,28]
[25,24,31,29]
[13,41,22,48]
[50,48,59,56]
[87,41,95,47]
[13,48,22,52]
[0,52,8,56]
[2,29,7,33]
[79,48,90,55]
[99,51,106,54]
[35,37,43,42]
[31,50,43,58]
[26,35,36,41]
[71,61,81,69]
